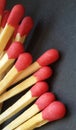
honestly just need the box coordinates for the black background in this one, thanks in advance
[1,0,76,130]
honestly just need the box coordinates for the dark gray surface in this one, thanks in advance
[1,0,76,130]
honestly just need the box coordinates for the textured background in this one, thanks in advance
[1,0,76,130]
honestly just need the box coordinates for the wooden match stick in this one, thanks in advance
[0,10,10,33]
[0,41,24,76]
[0,0,6,25]
[0,66,53,102]
[14,101,66,130]
[3,92,56,130]
[0,4,25,54]
[0,52,32,94]
[0,82,49,124]
[14,16,34,43]
[12,49,59,85]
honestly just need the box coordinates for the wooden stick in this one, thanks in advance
[14,101,66,130]
[0,82,49,124]
[14,16,34,43]
[12,49,59,85]
[0,4,25,54]
[0,52,32,94]
[0,66,52,102]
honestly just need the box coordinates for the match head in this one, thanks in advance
[30,82,49,97]
[7,42,24,59]
[37,49,59,66]
[7,4,25,27]
[17,16,34,36]
[1,10,10,28]
[0,0,6,15]
[35,92,56,111]
[34,66,53,81]
[15,52,33,71]
[42,101,66,122]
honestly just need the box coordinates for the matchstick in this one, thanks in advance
[14,16,34,43]
[12,49,59,85]
[2,92,55,130]
[0,41,24,76]
[0,82,49,124]
[0,0,6,25]
[14,101,66,130]
[0,66,53,102]
[0,52,32,94]
[0,4,25,54]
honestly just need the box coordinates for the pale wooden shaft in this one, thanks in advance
[0,66,18,94]
[14,33,26,43]
[0,24,15,54]
[12,62,41,85]
[0,53,14,75]
[3,104,39,130]
[0,75,37,102]
[0,91,36,124]
[15,113,43,130]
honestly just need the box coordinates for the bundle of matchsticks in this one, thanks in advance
[0,0,66,130]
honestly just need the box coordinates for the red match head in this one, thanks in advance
[0,0,6,15]
[1,10,10,28]
[34,66,53,81]
[37,49,59,66]
[30,82,49,97]
[7,4,25,27]
[17,16,34,36]
[15,52,33,71]
[7,42,24,59]
[35,92,56,111]
[42,101,66,122]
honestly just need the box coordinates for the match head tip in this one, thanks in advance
[17,16,34,36]
[0,0,6,15]
[34,66,53,81]
[7,4,25,27]
[15,52,33,71]
[30,82,49,97]
[35,92,56,111]
[1,10,10,28]
[42,101,66,121]
[7,41,24,59]
[37,49,59,66]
